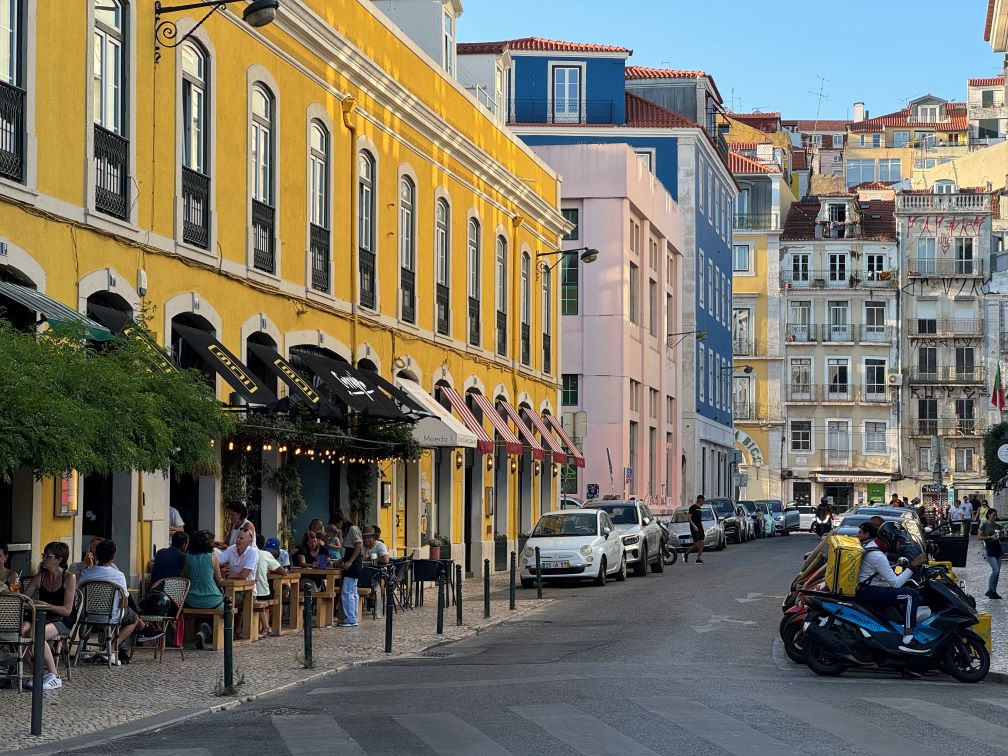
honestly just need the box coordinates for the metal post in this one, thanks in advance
[535,546,543,598]
[384,578,393,653]
[222,595,233,690]
[455,563,463,626]
[302,584,313,667]
[436,572,445,634]
[30,608,45,736]
[483,558,490,618]
[509,551,516,610]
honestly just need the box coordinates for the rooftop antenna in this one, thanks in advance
[806,75,830,131]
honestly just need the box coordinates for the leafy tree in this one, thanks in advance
[984,421,1008,491]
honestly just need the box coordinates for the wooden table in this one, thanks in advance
[293,568,341,627]
[268,572,301,636]
[220,578,256,644]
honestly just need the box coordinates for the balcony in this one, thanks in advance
[468,297,480,346]
[496,310,507,356]
[359,250,376,310]
[785,323,817,343]
[542,333,552,374]
[967,102,1006,120]
[251,199,275,273]
[734,400,785,423]
[508,98,616,125]
[182,167,210,249]
[908,366,985,384]
[909,418,986,437]
[94,124,129,220]
[732,334,754,355]
[521,322,531,365]
[435,284,449,336]
[780,269,896,290]
[400,268,416,324]
[733,212,778,231]
[785,384,818,402]
[907,258,983,278]
[785,384,859,403]
[908,319,982,338]
[309,223,330,293]
[821,324,854,343]
[859,325,893,343]
[0,80,25,182]
[896,192,991,213]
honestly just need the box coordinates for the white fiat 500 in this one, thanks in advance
[520,509,626,587]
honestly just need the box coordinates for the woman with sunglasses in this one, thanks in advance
[22,542,77,690]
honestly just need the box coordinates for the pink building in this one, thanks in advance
[531,144,686,510]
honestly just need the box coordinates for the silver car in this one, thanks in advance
[665,505,725,555]
[585,500,665,576]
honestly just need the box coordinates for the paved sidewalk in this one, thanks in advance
[945,538,1007,670]
[5,572,547,753]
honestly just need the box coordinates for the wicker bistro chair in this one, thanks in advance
[73,580,127,669]
[135,577,190,662]
[49,589,83,682]
[0,592,34,692]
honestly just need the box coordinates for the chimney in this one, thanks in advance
[853,102,866,122]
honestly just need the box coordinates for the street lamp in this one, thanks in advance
[665,330,707,349]
[535,246,599,278]
[720,364,753,375]
[154,0,279,62]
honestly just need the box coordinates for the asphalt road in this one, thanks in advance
[57,533,1008,755]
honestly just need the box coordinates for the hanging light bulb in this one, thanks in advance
[295,448,302,455]
[227,441,234,451]
[245,444,252,452]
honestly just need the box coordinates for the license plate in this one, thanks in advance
[543,561,570,569]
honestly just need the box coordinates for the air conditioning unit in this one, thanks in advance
[780,468,794,480]
[888,374,903,386]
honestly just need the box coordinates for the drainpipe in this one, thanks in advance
[342,97,359,364]
[895,230,904,481]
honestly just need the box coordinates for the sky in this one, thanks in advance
[458,1,1001,120]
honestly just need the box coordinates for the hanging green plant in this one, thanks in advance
[263,461,306,549]
[346,463,377,526]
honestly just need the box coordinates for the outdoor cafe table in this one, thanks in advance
[220,578,256,644]
[292,567,341,627]
[268,572,301,636]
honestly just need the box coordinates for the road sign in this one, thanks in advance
[624,467,633,484]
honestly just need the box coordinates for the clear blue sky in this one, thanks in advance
[459,1,1001,120]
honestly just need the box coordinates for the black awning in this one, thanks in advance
[247,343,345,422]
[294,353,407,419]
[87,304,177,374]
[0,280,113,341]
[173,324,277,406]
[364,370,431,417]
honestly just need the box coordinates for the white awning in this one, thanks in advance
[813,474,893,484]
[394,378,478,449]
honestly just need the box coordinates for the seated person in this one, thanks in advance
[264,537,290,569]
[293,531,327,590]
[218,529,259,635]
[150,531,189,586]
[79,540,146,665]
[362,527,389,565]
[253,535,286,638]
[183,530,224,650]
[70,537,103,577]
[0,544,18,590]
[22,542,77,690]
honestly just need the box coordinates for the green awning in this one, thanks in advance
[0,280,114,341]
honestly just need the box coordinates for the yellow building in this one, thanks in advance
[0,0,569,580]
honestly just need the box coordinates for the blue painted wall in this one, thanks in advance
[511,55,626,124]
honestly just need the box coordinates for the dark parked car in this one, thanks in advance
[739,500,765,538]
[708,498,742,544]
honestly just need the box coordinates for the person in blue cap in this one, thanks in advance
[264,537,290,570]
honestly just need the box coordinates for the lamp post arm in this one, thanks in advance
[155,0,230,62]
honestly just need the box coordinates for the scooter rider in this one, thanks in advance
[868,516,925,580]
[854,521,928,654]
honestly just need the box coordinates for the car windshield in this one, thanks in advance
[710,499,734,516]
[594,504,638,525]
[672,509,692,523]
[531,513,599,537]
[740,501,757,514]
[839,515,869,529]
[763,500,783,513]
[798,506,815,514]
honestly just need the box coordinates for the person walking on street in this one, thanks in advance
[978,508,1003,600]
[684,495,705,565]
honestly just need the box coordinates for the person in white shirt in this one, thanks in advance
[361,527,389,565]
[253,535,285,638]
[168,506,185,535]
[78,540,147,665]
[219,529,259,635]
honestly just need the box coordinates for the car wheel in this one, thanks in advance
[615,553,627,581]
[651,542,664,573]
[520,578,535,589]
[633,544,648,577]
[593,557,608,586]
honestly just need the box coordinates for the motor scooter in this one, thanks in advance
[812,513,833,538]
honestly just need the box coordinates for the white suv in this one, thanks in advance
[585,500,665,577]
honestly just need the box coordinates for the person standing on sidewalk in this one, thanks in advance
[978,508,1003,600]
[684,495,705,565]
[334,509,363,627]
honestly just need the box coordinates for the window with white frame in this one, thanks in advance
[250,85,273,206]
[707,166,713,221]
[828,253,847,283]
[698,343,705,403]
[864,358,886,397]
[878,158,901,182]
[934,179,957,194]
[435,198,449,335]
[791,253,810,283]
[707,350,714,407]
[917,105,939,123]
[733,243,750,272]
[893,131,909,147]
[864,301,885,339]
[552,64,582,123]
[648,278,657,336]
[955,447,975,472]
[916,237,936,274]
[441,9,455,76]
[707,260,714,314]
[495,235,508,355]
[358,150,376,307]
[698,251,705,308]
[865,421,887,453]
[649,238,658,270]
[629,262,639,324]
[308,121,330,291]
[629,379,640,412]
[871,133,881,148]
[0,0,21,87]
[790,420,811,452]
[467,218,481,345]
[845,159,875,186]
[827,358,850,398]
[399,176,416,322]
[94,0,124,134]
[181,42,207,175]
[520,251,531,365]
[542,265,552,372]
[629,219,640,255]
[954,238,975,274]
[698,161,705,212]
[635,150,653,172]
[918,446,932,473]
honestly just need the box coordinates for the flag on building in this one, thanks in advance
[993,364,1005,411]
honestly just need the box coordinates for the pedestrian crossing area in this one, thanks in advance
[83,693,1008,755]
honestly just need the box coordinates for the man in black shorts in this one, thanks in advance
[684,495,705,564]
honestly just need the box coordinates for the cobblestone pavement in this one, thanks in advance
[4,573,547,753]
[953,536,1008,669]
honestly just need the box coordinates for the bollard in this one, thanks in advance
[455,563,463,626]
[30,608,46,736]
[436,572,445,634]
[535,546,543,599]
[302,584,313,668]
[222,595,234,690]
[509,551,516,610]
[384,578,394,653]
[483,559,491,618]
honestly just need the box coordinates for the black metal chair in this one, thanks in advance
[411,559,447,607]
[357,566,378,620]
[390,558,412,611]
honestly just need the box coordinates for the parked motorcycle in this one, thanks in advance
[800,563,988,682]
[658,521,678,565]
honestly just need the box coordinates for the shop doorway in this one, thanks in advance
[824,484,853,513]
[792,481,812,507]
[82,473,114,543]
[170,474,201,533]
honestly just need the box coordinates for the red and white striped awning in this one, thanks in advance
[521,408,568,464]
[498,400,544,461]
[438,386,494,454]
[470,392,522,456]
[546,413,585,468]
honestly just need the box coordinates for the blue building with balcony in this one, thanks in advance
[457,38,738,499]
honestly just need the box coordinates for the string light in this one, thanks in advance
[228,441,235,451]
[245,444,252,452]
[295,448,301,455]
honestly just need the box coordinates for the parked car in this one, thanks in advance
[708,498,742,544]
[585,499,665,576]
[559,497,583,510]
[739,500,765,538]
[520,509,626,587]
[758,499,799,535]
[797,505,816,531]
[735,503,756,541]
[853,506,916,521]
[834,514,927,554]
[753,500,776,537]
[666,504,726,553]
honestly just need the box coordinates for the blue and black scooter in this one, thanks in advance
[799,563,989,682]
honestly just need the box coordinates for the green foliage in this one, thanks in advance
[346,463,376,526]
[0,322,234,481]
[984,422,1008,489]
[434,533,451,552]
[263,461,306,549]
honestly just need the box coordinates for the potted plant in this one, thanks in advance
[434,533,451,560]
[428,535,441,561]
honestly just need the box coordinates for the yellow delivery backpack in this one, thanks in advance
[823,534,865,597]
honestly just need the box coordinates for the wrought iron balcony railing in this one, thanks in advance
[94,125,129,220]
[0,80,25,183]
[907,258,983,278]
[251,199,275,273]
[359,250,376,309]
[182,167,210,249]
[400,268,416,324]
[435,284,449,336]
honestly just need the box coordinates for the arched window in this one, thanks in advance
[357,150,376,308]
[180,41,209,248]
[467,218,480,346]
[495,235,507,355]
[541,263,552,373]
[93,0,129,218]
[399,175,416,323]
[309,120,330,292]
[250,83,275,273]
[520,251,531,364]
[434,198,450,335]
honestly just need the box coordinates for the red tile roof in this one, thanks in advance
[730,112,781,132]
[625,66,723,104]
[782,198,896,241]
[783,119,851,131]
[791,150,809,170]
[986,0,995,41]
[729,151,778,175]
[969,75,1005,87]
[457,37,632,55]
[849,103,968,133]
[852,181,897,191]
[624,92,703,129]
